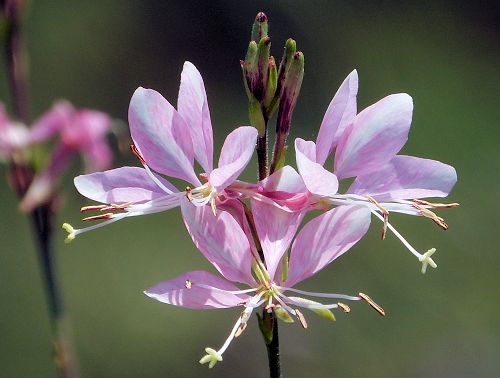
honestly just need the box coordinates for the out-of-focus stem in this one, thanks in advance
[3,3,77,377]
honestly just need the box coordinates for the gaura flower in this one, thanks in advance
[145,196,384,368]
[63,62,257,242]
[294,70,458,273]
[20,101,113,212]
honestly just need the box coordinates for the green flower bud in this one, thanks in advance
[248,95,266,137]
[251,12,268,42]
[263,56,278,112]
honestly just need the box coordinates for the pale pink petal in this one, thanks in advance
[82,138,113,172]
[74,166,178,204]
[348,155,457,201]
[295,138,338,196]
[181,200,255,285]
[128,87,199,185]
[145,270,249,309]
[258,165,307,193]
[285,205,371,287]
[209,126,257,191]
[251,199,304,280]
[316,70,358,165]
[177,61,214,173]
[334,94,413,179]
[61,110,111,149]
[29,101,74,143]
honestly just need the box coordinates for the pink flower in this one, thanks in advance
[145,198,383,368]
[294,70,458,273]
[20,101,113,212]
[0,102,30,159]
[63,62,257,242]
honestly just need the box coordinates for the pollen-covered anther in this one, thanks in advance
[367,195,389,239]
[234,322,247,338]
[199,172,209,183]
[185,186,193,202]
[130,144,146,165]
[413,199,460,209]
[295,309,308,329]
[185,280,192,289]
[359,293,385,316]
[413,203,448,230]
[80,205,107,212]
[100,202,132,212]
[337,302,351,313]
[82,212,114,221]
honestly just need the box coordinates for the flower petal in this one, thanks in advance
[209,126,257,191]
[334,93,413,179]
[145,270,249,309]
[74,166,178,204]
[177,61,214,173]
[316,70,358,165]
[251,199,304,281]
[29,101,74,143]
[128,87,199,185]
[285,205,371,287]
[181,199,255,285]
[348,155,457,201]
[295,138,339,196]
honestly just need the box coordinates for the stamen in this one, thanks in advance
[295,309,308,329]
[368,195,389,240]
[275,285,361,301]
[82,212,114,221]
[359,293,385,316]
[413,203,449,230]
[130,144,146,165]
[413,199,460,209]
[185,280,192,289]
[100,202,132,212]
[337,302,351,313]
[80,205,107,212]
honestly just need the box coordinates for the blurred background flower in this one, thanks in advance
[0,1,498,377]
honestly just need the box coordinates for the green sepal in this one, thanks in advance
[272,144,288,172]
[274,305,294,323]
[257,37,271,99]
[257,312,274,344]
[248,96,266,137]
[263,56,278,112]
[280,250,289,284]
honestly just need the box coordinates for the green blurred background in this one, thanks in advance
[1,1,499,377]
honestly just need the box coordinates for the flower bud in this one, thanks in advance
[263,56,278,112]
[270,51,304,173]
[251,12,268,42]
[248,95,266,137]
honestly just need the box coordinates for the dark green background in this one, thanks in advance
[1,1,499,377]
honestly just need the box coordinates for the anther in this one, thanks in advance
[367,195,389,239]
[359,293,385,316]
[337,302,351,313]
[235,322,247,338]
[413,199,460,209]
[80,205,107,212]
[185,280,192,289]
[295,309,308,329]
[82,213,114,221]
[130,144,146,165]
[100,202,132,212]
[413,203,448,230]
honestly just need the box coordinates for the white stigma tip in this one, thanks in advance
[419,248,437,274]
[199,347,223,368]
[62,223,76,244]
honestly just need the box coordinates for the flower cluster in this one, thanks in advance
[1,100,113,211]
[64,58,457,367]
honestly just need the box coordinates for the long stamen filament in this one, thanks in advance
[275,285,361,301]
